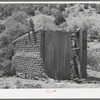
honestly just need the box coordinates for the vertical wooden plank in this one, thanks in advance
[59,31,65,79]
[64,31,71,79]
[55,31,71,80]
[79,29,87,78]
[56,31,64,80]
[54,31,59,79]
[44,30,55,79]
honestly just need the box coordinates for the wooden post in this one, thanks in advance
[79,29,87,78]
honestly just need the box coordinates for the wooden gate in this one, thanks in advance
[44,30,71,80]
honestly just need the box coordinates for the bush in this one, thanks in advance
[84,4,89,9]
[51,8,59,16]
[87,47,100,71]
[1,5,15,19]
[96,4,100,14]
[0,24,6,33]
[4,22,30,40]
[1,59,14,76]
[62,11,68,18]
[35,10,41,15]
[0,44,14,61]
[90,4,96,8]
[3,45,15,60]
[41,7,51,15]
[56,4,66,12]
[0,33,10,47]
[79,6,84,11]
[54,12,66,25]
[27,7,35,16]
[5,11,31,40]
[11,11,28,24]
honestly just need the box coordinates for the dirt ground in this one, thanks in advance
[0,68,100,89]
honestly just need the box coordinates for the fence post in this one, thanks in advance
[79,29,87,78]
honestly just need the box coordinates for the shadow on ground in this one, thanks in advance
[70,75,100,84]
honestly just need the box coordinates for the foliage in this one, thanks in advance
[4,22,30,40]
[41,7,51,15]
[26,7,35,16]
[3,45,15,60]
[1,59,14,76]
[35,10,41,15]
[0,45,14,59]
[10,11,28,24]
[1,5,15,19]
[90,4,96,8]
[56,4,66,12]
[4,11,31,40]
[51,8,59,16]
[84,4,89,9]
[0,24,6,33]
[0,33,10,47]
[54,12,66,25]
[0,44,15,76]
[87,48,100,71]
[96,4,100,14]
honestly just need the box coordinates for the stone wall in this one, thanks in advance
[12,30,45,79]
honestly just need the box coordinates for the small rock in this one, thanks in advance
[35,84,42,88]
[34,77,39,80]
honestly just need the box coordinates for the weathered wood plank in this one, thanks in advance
[79,29,87,78]
[64,31,71,79]
[44,30,55,78]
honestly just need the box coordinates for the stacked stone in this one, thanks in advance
[12,30,45,79]
[15,31,44,54]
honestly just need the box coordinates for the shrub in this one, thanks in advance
[51,8,59,16]
[27,7,35,16]
[79,6,84,11]
[4,22,30,40]
[84,4,89,9]
[56,4,66,12]
[1,59,14,76]
[96,4,100,14]
[54,12,66,25]
[62,11,68,18]
[0,33,10,47]
[11,11,28,24]
[41,7,51,15]
[3,45,15,60]
[0,24,6,33]
[90,4,96,8]
[5,11,31,40]
[35,10,41,15]
[87,47,100,71]
[1,5,15,19]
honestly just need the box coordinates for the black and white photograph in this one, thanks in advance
[0,2,100,91]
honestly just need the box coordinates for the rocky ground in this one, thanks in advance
[0,68,100,89]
